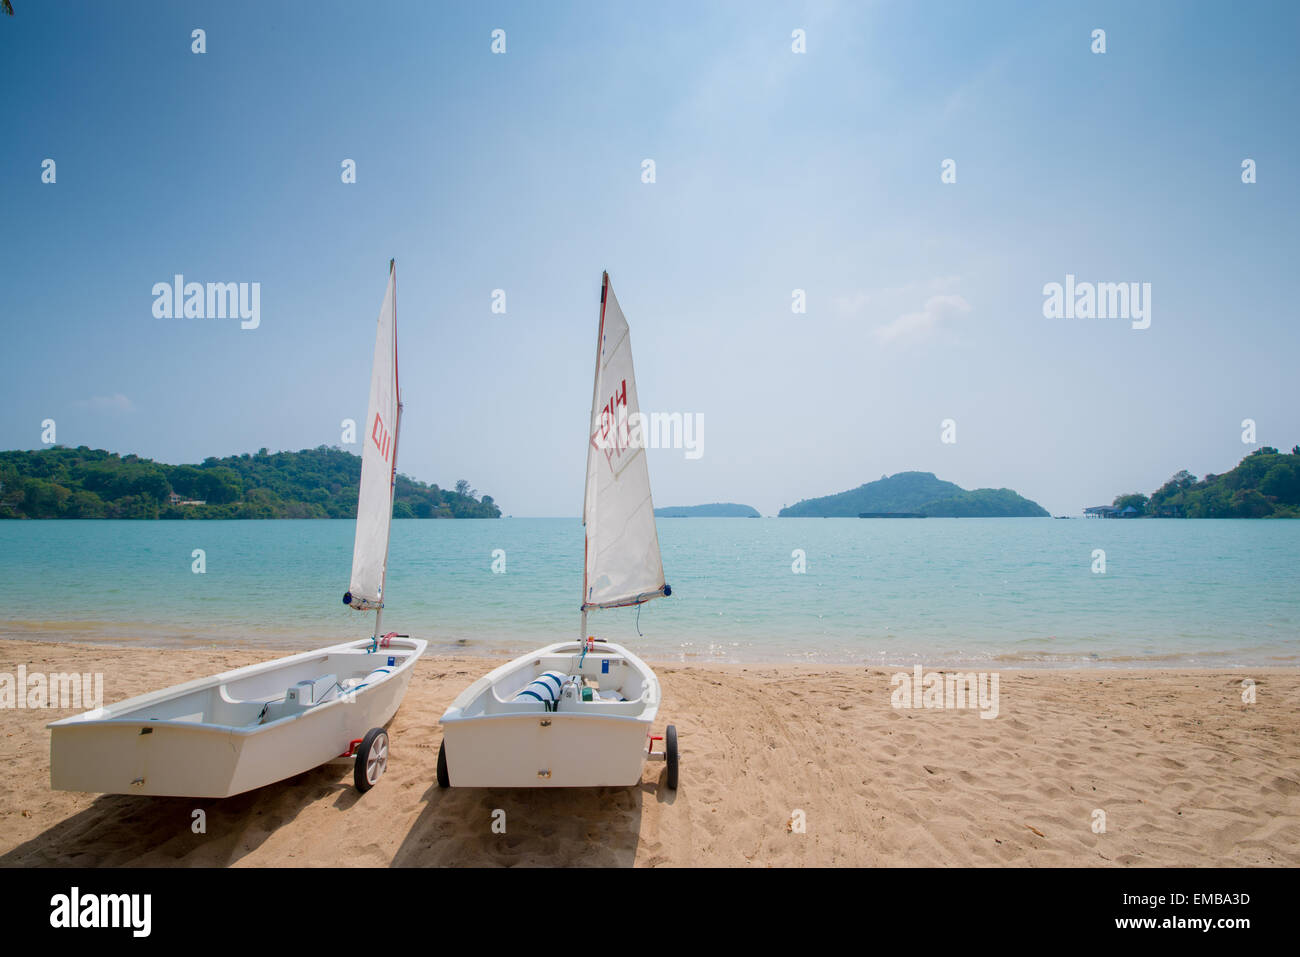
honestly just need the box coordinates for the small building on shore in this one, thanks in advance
[1084,504,1143,518]
[1083,505,1120,518]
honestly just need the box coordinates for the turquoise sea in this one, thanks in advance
[1,518,1297,667]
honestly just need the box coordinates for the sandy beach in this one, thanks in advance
[1,639,1296,867]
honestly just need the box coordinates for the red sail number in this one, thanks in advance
[371,413,391,461]
[591,379,629,469]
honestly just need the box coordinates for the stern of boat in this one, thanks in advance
[438,640,664,788]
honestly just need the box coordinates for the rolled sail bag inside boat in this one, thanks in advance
[514,671,566,704]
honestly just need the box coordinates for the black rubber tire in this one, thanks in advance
[353,727,388,793]
[665,725,678,790]
[437,738,450,788]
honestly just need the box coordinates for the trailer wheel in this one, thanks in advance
[437,739,450,788]
[354,727,388,793]
[665,725,678,790]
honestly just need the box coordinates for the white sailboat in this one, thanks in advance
[48,261,427,798]
[437,271,677,789]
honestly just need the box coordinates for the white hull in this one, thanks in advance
[440,641,660,788]
[48,637,426,798]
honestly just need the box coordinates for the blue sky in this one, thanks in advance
[2,0,1298,516]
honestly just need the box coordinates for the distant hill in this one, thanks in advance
[655,503,760,518]
[779,471,1048,518]
[1109,446,1300,518]
[0,446,501,519]
[919,487,1050,517]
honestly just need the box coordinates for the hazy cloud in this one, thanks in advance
[873,294,972,345]
[833,276,963,319]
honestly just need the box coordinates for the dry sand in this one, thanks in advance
[1,639,1297,867]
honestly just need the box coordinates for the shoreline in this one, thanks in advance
[1,638,1297,867]
[9,633,1300,672]
[4,626,1296,670]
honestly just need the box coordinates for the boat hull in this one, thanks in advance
[48,637,425,798]
[442,711,652,788]
[440,641,660,788]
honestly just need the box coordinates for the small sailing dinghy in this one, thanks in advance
[437,272,677,789]
[48,261,427,798]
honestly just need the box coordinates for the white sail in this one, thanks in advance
[582,273,667,610]
[346,263,400,611]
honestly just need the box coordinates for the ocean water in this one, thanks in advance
[1,518,1297,667]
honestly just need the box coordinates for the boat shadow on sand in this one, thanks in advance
[0,764,378,868]
[390,767,675,867]
[0,762,675,868]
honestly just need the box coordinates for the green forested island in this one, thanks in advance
[779,471,1049,518]
[1109,447,1300,518]
[0,446,501,519]
[655,503,761,518]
